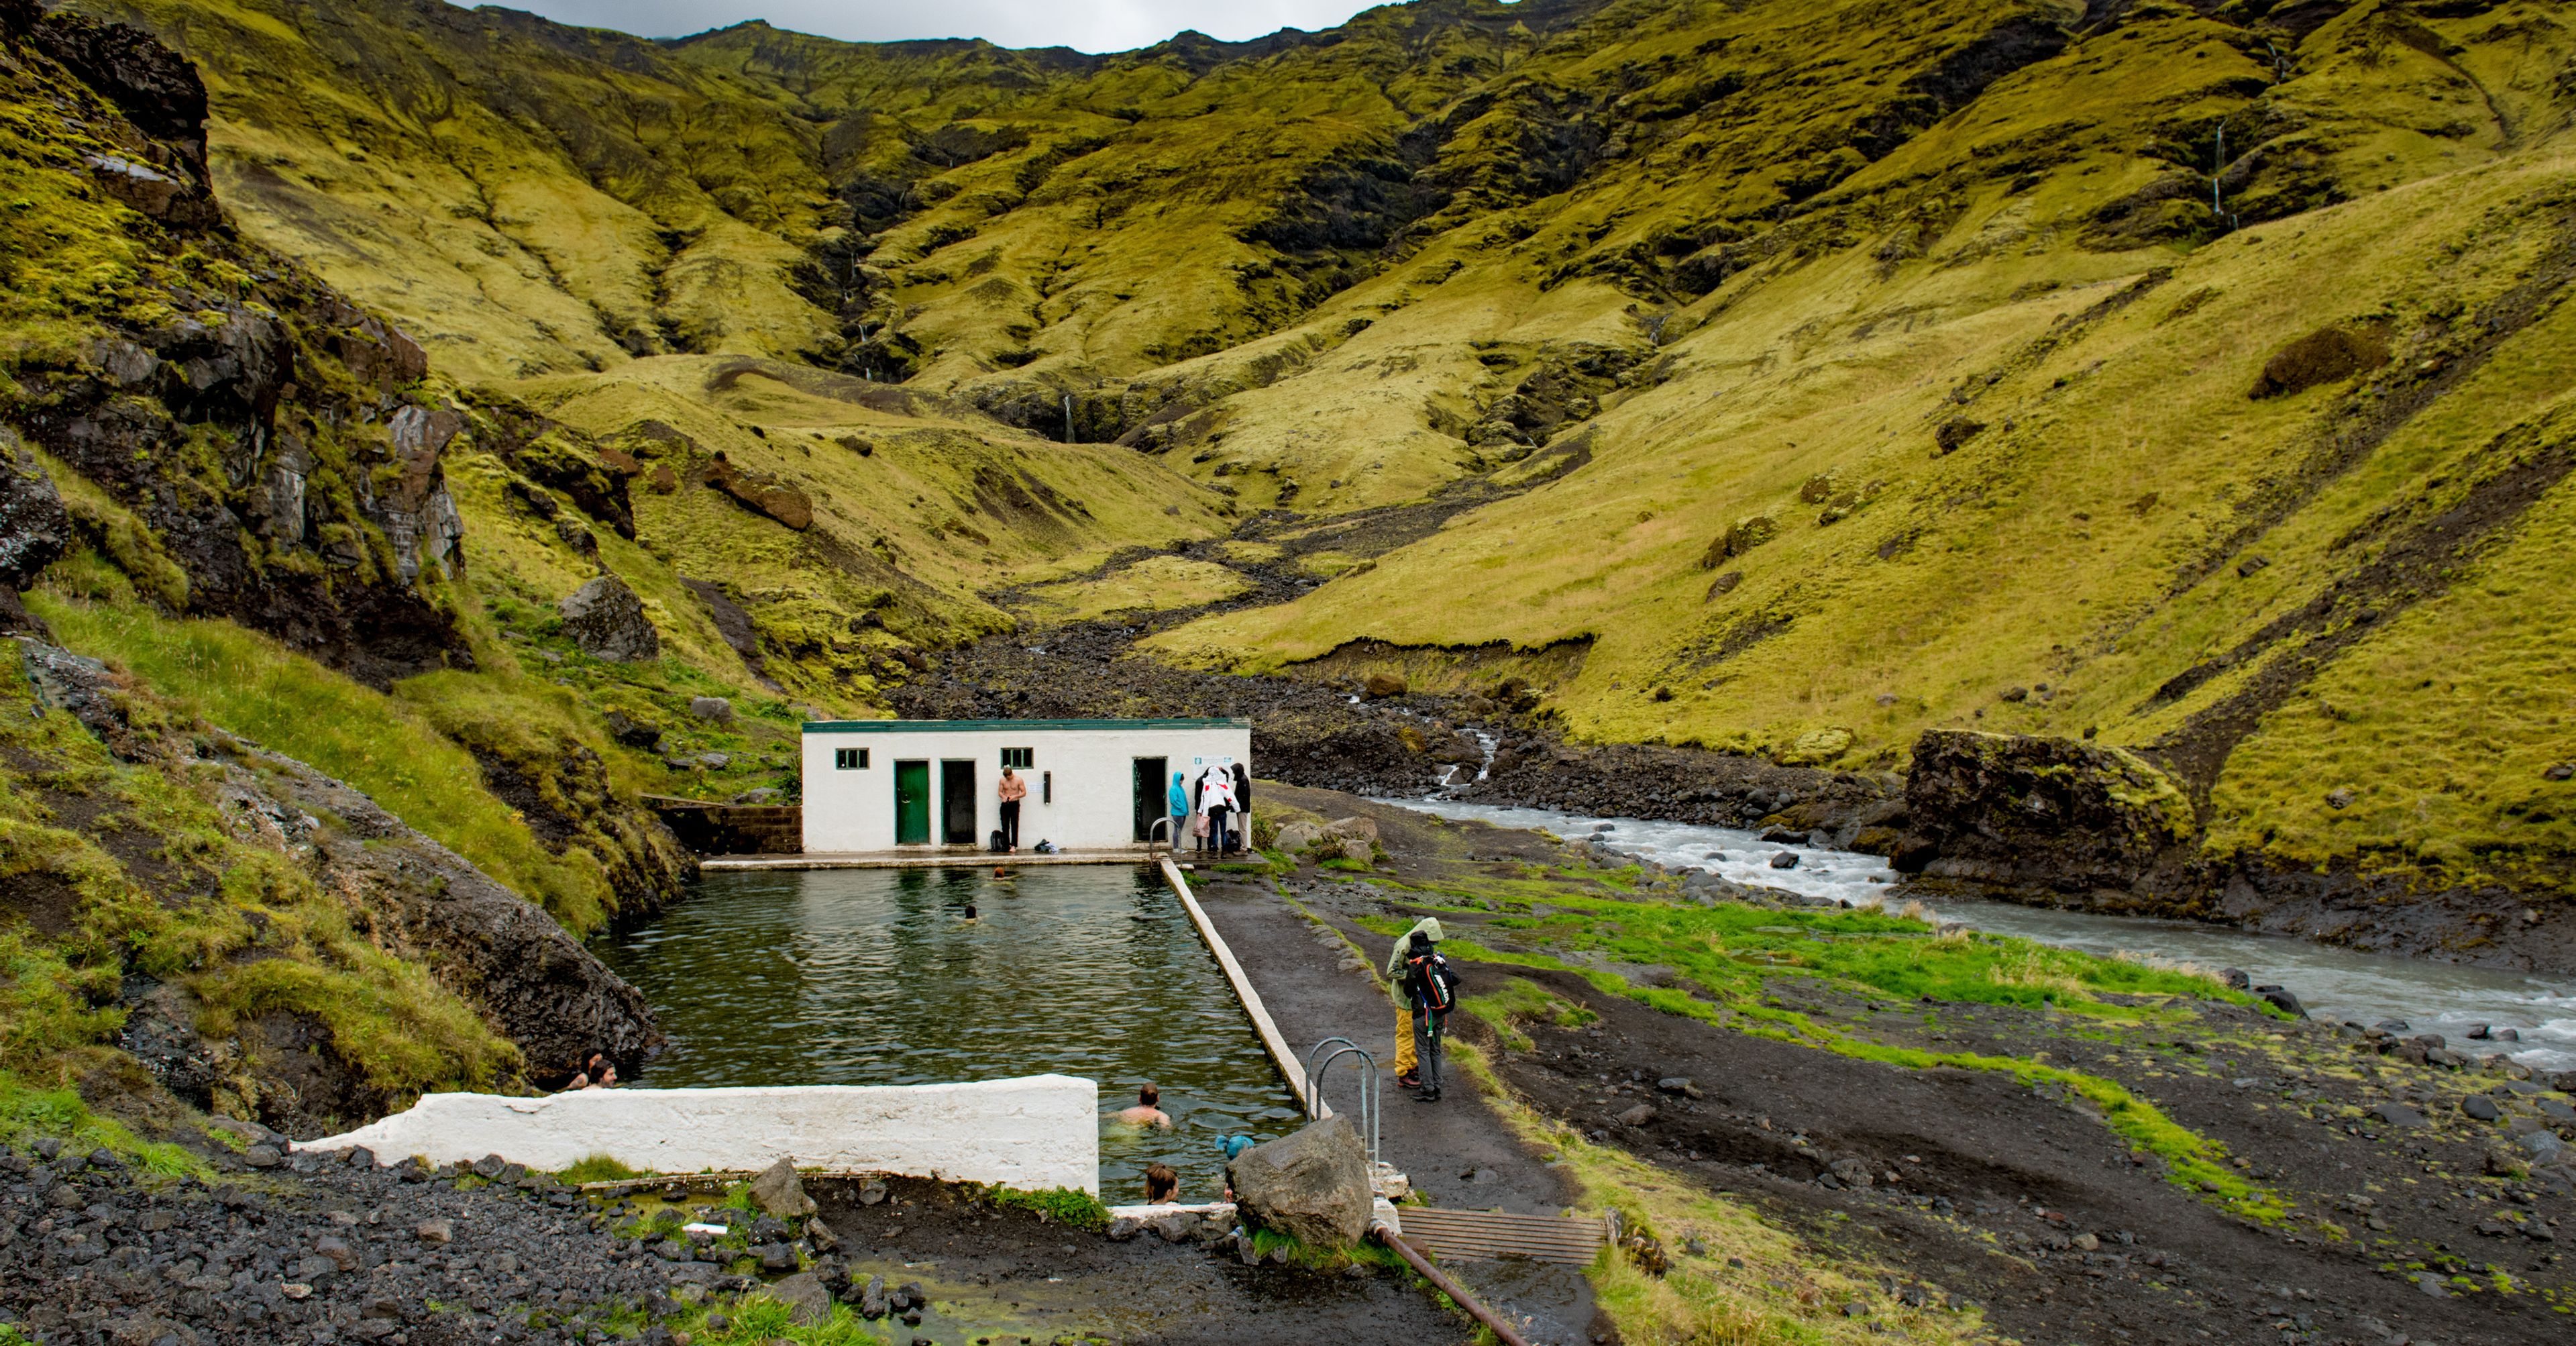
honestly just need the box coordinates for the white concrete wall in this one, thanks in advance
[800,720,1252,853]
[301,1076,1101,1192]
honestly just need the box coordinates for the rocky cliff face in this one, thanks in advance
[0,1,469,686]
[11,635,657,1137]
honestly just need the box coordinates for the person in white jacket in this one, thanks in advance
[1199,765,1237,853]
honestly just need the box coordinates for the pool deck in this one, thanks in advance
[701,848,1195,870]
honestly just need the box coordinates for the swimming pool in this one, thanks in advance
[594,864,1301,1202]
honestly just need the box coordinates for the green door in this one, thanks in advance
[894,760,930,845]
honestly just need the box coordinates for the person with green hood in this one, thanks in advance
[1383,915,1442,1089]
[1166,770,1190,849]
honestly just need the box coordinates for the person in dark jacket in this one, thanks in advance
[1401,929,1449,1102]
[1230,763,1252,853]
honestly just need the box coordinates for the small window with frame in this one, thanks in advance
[835,747,869,770]
[1000,747,1034,770]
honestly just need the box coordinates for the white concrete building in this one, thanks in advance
[800,718,1252,854]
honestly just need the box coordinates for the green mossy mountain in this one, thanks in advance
[19,0,2576,961]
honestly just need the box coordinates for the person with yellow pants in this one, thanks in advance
[1384,916,1444,1089]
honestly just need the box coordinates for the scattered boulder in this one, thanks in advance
[1617,1104,1658,1128]
[557,576,661,663]
[2462,1095,2503,1123]
[603,709,662,751]
[1769,851,1799,870]
[1227,1116,1372,1249]
[706,456,814,531]
[760,1272,831,1326]
[2219,968,2252,990]
[750,1158,818,1219]
[2369,1103,2426,1129]
[1362,672,1409,698]
[690,695,735,725]
[1275,821,1325,853]
[1324,816,1380,844]
[2251,984,2307,1019]
[415,1218,454,1245]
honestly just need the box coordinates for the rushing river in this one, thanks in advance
[1384,797,2576,1072]
[595,865,1301,1203]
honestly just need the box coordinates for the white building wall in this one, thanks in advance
[800,719,1252,854]
[301,1076,1101,1192]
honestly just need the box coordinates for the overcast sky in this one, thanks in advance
[464,1,1402,52]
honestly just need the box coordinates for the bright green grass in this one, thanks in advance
[986,1185,1110,1233]
[0,1070,202,1177]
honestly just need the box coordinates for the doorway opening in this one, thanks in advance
[941,760,977,845]
[1131,756,1167,843]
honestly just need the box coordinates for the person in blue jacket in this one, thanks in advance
[1167,770,1190,850]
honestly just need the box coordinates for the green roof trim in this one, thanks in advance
[802,717,1252,733]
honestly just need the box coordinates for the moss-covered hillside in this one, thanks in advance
[46,0,2576,927]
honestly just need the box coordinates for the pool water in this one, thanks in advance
[594,864,1301,1202]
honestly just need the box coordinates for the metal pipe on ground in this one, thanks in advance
[1371,1227,1534,1346]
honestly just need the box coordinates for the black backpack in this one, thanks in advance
[1405,949,1460,1013]
[988,828,1008,853]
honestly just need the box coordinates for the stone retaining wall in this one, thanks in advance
[302,1076,1099,1192]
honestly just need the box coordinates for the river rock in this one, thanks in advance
[559,575,661,663]
[1363,672,1408,698]
[2219,968,2251,990]
[750,1159,817,1219]
[1228,1116,1371,1249]
[2251,985,2307,1019]
[1769,851,1799,870]
[416,1217,453,1244]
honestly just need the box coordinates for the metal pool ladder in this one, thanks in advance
[1303,1036,1379,1166]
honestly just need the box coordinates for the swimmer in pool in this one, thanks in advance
[963,903,979,921]
[1110,1082,1173,1129]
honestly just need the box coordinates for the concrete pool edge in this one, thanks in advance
[1159,856,1322,1120]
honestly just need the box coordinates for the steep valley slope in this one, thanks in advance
[2,0,2570,1110]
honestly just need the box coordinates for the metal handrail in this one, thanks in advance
[1303,1039,1378,1167]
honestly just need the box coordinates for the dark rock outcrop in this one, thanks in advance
[0,4,468,688]
[1897,729,2195,891]
[0,429,70,587]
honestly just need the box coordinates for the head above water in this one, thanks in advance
[1143,1163,1179,1203]
[965,904,977,919]
[1138,1082,1159,1107]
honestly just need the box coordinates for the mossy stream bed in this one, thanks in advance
[594,864,1301,1202]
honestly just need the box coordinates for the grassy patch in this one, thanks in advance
[31,592,620,931]
[1460,975,1597,1052]
[556,1153,645,1184]
[1404,884,2286,1220]
[0,1071,203,1177]
[986,1184,1110,1232]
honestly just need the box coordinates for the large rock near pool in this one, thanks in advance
[1227,1116,1371,1249]
[558,575,660,663]
[750,1157,817,1219]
